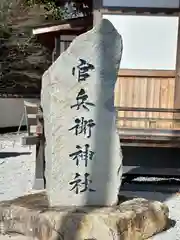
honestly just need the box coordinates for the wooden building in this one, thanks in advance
[32,0,180,149]
[24,0,180,189]
[92,0,180,148]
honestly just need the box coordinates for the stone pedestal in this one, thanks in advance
[0,192,169,240]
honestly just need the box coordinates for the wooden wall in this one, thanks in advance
[114,70,178,130]
[55,38,180,133]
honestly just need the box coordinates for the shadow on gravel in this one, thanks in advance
[121,176,180,196]
[126,178,180,185]
[168,219,176,230]
[122,145,180,201]
[160,219,177,234]
[0,152,31,159]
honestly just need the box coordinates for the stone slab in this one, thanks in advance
[0,192,169,240]
[41,19,123,206]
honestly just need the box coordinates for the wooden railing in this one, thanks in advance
[116,107,180,147]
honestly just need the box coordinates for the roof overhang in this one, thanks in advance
[32,16,92,50]
[33,16,92,35]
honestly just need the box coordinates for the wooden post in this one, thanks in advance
[93,0,102,25]
[174,15,180,127]
[52,37,61,62]
[33,105,46,190]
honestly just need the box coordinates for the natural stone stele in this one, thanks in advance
[41,19,123,206]
[0,192,169,240]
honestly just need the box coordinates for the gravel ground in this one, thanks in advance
[0,132,36,201]
[0,132,36,240]
[0,132,180,239]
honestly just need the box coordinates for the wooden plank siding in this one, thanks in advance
[114,73,177,130]
[174,15,180,129]
[60,37,180,138]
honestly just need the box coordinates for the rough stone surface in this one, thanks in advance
[41,19,123,206]
[0,192,169,240]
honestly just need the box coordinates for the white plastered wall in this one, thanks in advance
[0,99,26,128]
[103,14,179,70]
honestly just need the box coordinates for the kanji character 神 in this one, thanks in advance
[69,144,95,167]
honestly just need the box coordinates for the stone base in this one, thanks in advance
[0,191,169,240]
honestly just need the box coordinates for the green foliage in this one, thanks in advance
[0,0,14,39]
[25,0,92,20]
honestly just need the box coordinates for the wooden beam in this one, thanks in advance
[116,107,180,113]
[33,25,83,35]
[30,125,37,134]
[121,142,180,148]
[27,114,37,126]
[22,136,39,145]
[117,117,180,122]
[123,166,180,177]
[121,135,180,143]
[33,17,92,35]
[101,8,179,16]
[118,128,180,136]
[118,69,175,77]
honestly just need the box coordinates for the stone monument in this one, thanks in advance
[41,19,123,206]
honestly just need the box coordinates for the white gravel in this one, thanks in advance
[0,132,36,240]
[0,132,36,201]
[0,132,180,239]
